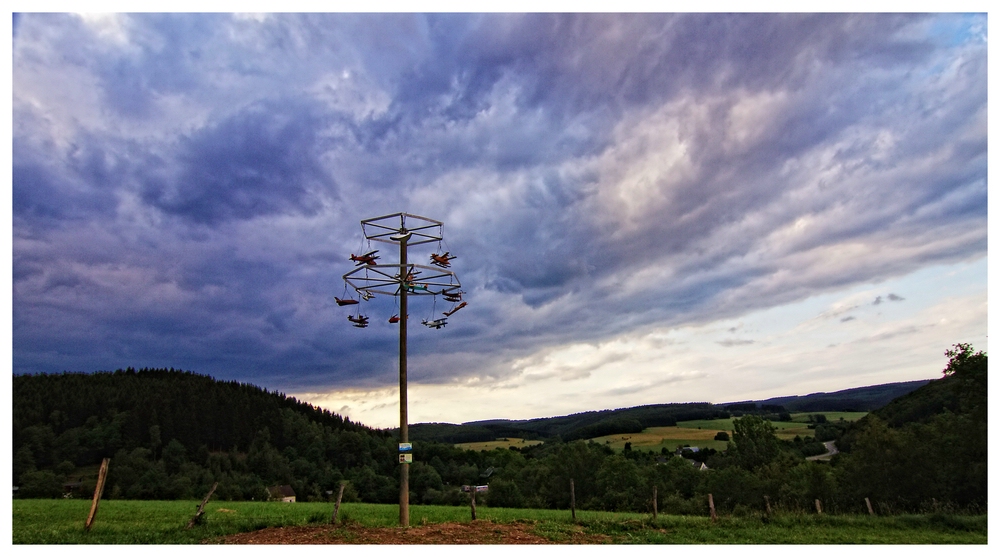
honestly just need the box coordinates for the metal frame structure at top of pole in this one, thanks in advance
[361,212,444,246]
[340,212,460,528]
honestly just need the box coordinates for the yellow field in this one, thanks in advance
[591,427,731,451]
[456,438,544,451]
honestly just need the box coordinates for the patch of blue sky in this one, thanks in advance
[690,256,986,348]
[926,13,987,47]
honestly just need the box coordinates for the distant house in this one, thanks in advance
[684,459,710,472]
[268,485,296,502]
[62,480,83,498]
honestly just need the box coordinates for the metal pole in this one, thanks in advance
[398,231,409,528]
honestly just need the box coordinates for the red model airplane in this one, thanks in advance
[443,302,467,317]
[335,297,359,306]
[348,314,369,328]
[350,250,380,265]
[430,252,456,268]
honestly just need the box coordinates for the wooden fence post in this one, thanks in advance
[652,485,658,520]
[764,495,771,516]
[470,486,477,521]
[84,458,110,531]
[865,497,875,516]
[570,478,576,522]
[814,499,823,514]
[708,493,717,522]
[186,482,219,529]
[331,481,347,524]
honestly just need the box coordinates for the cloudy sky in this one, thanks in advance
[9,11,988,429]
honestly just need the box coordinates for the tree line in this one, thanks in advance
[13,344,986,515]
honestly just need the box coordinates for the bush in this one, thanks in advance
[18,470,64,498]
[659,493,705,516]
[486,478,524,508]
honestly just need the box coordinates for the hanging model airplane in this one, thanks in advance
[430,252,456,268]
[443,302,467,317]
[350,250,380,265]
[422,317,447,329]
[360,290,375,301]
[441,286,463,301]
[335,297,359,306]
[348,314,369,328]
[405,282,430,293]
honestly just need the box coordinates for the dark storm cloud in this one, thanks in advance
[11,13,987,399]
[12,136,122,224]
[141,101,332,225]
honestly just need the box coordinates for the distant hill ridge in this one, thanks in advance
[724,379,933,413]
[407,380,930,444]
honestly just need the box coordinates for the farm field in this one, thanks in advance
[790,411,869,423]
[592,426,731,451]
[11,499,985,544]
[456,437,544,451]
[457,412,868,453]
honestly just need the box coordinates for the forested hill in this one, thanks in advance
[410,403,729,444]
[728,380,932,413]
[13,368,378,461]
[407,381,929,444]
[14,368,397,501]
[11,350,985,512]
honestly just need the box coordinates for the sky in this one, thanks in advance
[8,10,990,429]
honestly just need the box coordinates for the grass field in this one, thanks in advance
[456,438,544,451]
[11,499,986,544]
[790,411,869,423]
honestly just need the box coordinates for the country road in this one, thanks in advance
[806,441,839,461]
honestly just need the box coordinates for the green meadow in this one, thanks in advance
[12,499,985,544]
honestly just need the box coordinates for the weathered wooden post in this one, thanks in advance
[84,458,110,531]
[187,482,219,529]
[570,478,576,522]
[470,486,477,521]
[865,497,875,516]
[814,499,823,514]
[708,493,717,522]
[764,495,772,516]
[331,481,347,524]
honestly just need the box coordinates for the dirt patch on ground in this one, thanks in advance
[214,520,610,544]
